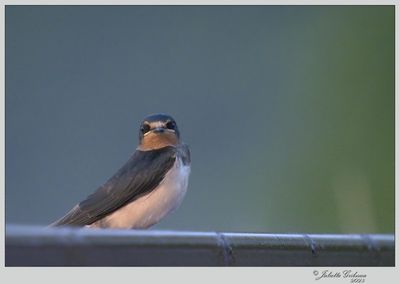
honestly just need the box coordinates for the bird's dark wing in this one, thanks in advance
[177,143,191,166]
[50,146,177,226]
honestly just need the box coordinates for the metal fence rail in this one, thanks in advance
[5,225,395,266]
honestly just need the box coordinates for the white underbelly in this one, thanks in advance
[89,157,190,229]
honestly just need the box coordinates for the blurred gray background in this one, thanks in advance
[6,6,394,233]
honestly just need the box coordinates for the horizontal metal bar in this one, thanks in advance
[6,225,394,266]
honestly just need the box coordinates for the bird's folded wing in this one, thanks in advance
[50,146,177,226]
[176,143,191,166]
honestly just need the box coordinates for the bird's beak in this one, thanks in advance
[143,127,175,137]
[152,127,165,134]
[152,127,176,134]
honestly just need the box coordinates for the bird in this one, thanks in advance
[50,113,191,229]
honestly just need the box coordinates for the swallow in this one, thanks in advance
[50,113,190,229]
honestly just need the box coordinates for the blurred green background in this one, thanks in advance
[6,6,394,233]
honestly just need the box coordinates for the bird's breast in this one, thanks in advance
[91,156,190,229]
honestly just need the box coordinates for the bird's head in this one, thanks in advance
[137,113,181,151]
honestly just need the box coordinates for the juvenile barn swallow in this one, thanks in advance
[51,113,190,229]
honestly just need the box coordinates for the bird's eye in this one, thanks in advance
[141,124,151,134]
[166,121,176,130]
